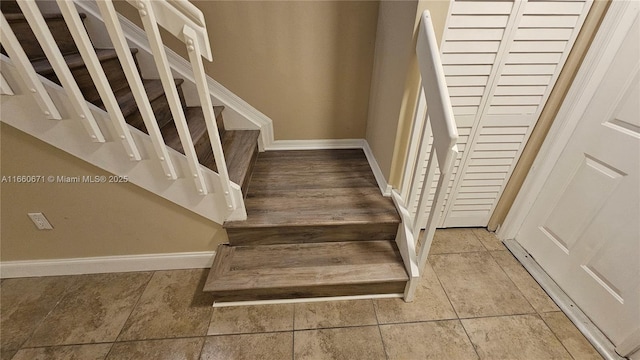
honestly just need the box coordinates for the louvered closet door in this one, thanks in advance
[412,0,593,228]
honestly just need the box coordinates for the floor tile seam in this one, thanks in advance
[292,303,296,360]
[486,250,548,315]
[457,316,482,360]
[428,249,490,256]
[112,271,156,343]
[538,310,584,360]
[470,229,491,252]
[207,329,295,337]
[376,317,463,327]
[368,299,390,360]
[18,277,80,349]
[427,257,463,322]
[457,312,543,322]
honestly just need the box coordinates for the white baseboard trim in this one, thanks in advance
[213,293,403,307]
[363,140,393,196]
[0,251,216,278]
[264,139,364,151]
[503,239,625,360]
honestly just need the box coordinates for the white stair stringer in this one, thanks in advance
[0,56,247,224]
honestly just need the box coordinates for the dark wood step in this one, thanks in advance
[224,149,399,244]
[195,123,259,194]
[3,12,86,61]
[204,241,408,302]
[31,49,138,104]
[159,106,258,192]
[114,78,185,132]
[1,0,21,13]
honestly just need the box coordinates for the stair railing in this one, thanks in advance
[395,10,459,302]
[4,0,236,210]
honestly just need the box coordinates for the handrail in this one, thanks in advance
[397,10,459,301]
[2,0,237,212]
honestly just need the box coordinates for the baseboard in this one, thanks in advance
[265,139,364,151]
[0,251,216,278]
[362,140,393,196]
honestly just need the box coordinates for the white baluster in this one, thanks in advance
[96,0,178,179]
[0,13,60,119]
[16,0,104,141]
[0,72,13,95]
[136,0,208,195]
[56,0,141,161]
[183,25,235,208]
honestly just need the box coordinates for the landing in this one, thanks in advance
[225,149,399,228]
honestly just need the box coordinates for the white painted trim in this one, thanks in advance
[75,0,275,149]
[264,139,363,151]
[213,293,403,307]
[362,140,393,196]
[0,251,216,278]
[498,1,637,241]
[0,72,13,95]
[503,240,625,360]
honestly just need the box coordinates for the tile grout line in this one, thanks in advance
[428,255,482,360]
[292,303,296,360]
[371,299,390,360]
[539,312,583,360]
[104,270,156,358]
[16,275,84,351]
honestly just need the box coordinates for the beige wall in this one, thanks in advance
[0,124,226,261]
[366,0,450,184]
[119,0,379,141]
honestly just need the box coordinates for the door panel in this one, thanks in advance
[517,12,639,347]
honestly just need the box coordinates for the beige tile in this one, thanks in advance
[26,272,152,347]
[472,228,506,251]
[430,252,534,318]
[208,304,293,335]
[294,300,376,330]
[491,250,560,313]
[541,312,603,360]
[294,326,386,360]
[462,314,572,360]
[118,269,214,340]
[374,262,457,323]
[12,343,112,360]
[1,276,74,350]
[430,229,487,254]
[106,337,204,360]
[1,349,17,360]
[200,332,293,360]
[380,320,478,360]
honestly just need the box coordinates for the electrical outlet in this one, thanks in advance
[28,212,53,230]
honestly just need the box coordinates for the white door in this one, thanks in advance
[516,8,639,351]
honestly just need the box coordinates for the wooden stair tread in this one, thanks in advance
[204,241,408,295]
[31,48,134,76]
[226,187,399,228]
[4,12,86,22]
[111,78,183,119]
[225,149,399,229]
[219,129,260,190]
[160,106,209,154]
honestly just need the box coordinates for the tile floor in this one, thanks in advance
[0,229,603,359]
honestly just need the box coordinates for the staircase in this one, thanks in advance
[1,1,260,197]
[205,149,407,302]
[1,0,409,303]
